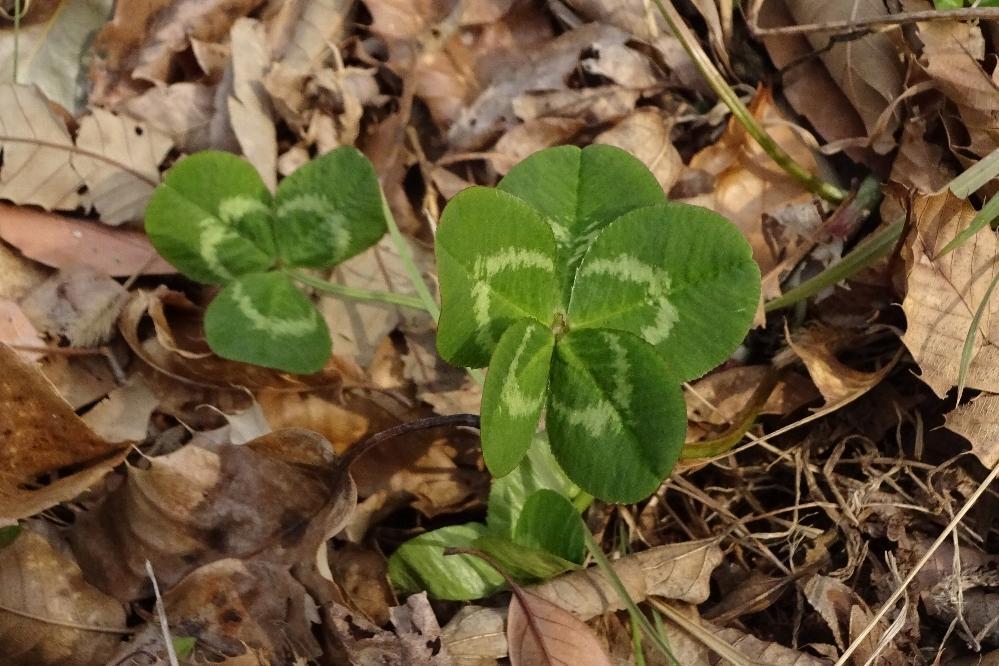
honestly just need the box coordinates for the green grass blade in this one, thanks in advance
[957,267,999,403]
[764,218,903,313]
[949,147,999,198]
[937,193,999,258]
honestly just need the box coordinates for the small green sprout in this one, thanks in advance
[435,144,761,503]
[144,148,388,374]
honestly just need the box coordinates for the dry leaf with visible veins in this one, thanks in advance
[67,428,355,601]
[944,394,999,468]
[596,108,682,193]
[0,342,129,519]
[787,325,899,405]
[0,529,126,666]
[901,190,999,398]
[507,587,612,666]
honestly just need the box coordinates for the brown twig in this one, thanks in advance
[339,413,480,470]
[747,0,999,37]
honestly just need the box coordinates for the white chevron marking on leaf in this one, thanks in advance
[230,282,318,336]
[199,217,239,280]
[579,254,678,344]
[277,193,351,254]
[603,332,631,407]
[500,327,546,417]
[218,195,268,222]
[471,248,555,347]
[552,397,621,437]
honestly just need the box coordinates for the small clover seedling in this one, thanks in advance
[145,148,387,374]
[435,144,760,503]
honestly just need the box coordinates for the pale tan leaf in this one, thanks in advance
[0,298,44,357]
[595,108,682,192]
[120,82,223,152]
[67,429,356,601]
[507,588,613,666]
[0,0,113,113]
[944,393,999,468]
[900,190,999,398]
[803,574,858,649]
[389,592,452,664]
[227,18,277,191]
[491,118,586,175]
[0,530,126,666]
[271,0,351,71]
[72,109,173,225]
[0,203,175,277]
[20,266,127,347]
[787,325,898,405]
[0,342,129,520]
[0,240,48,301]
[82,377,159,442]
[441,606,507,665]
[0,84,82,210]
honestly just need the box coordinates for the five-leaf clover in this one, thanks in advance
[145,148,387,374]
[435,145,760,502]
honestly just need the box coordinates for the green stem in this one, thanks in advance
[381,194,440,320]
[651,0,845,203]
[286,269,429,311]
[764,217,904,312]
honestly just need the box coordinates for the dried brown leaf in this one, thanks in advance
[226,18,277,190]
[67,428,355,601]
[0,342,129,519]
[507,587,613,666]
[803,574,858,649]
[788,325,899,405]
[0,529,126,666]
[944,393,999,468]
[596,108,682,193]
[329,542,396,626]
[0,298,44,356]
[900,190,999,398]
[0,203,175,277]
[89,0,261,106]
[121,82,225,153]
[81,377,159,442]
[111,558,322,663]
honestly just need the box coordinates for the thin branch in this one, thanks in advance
[747,0,999,37]
[340,413,480,469]
[0,135,160,187]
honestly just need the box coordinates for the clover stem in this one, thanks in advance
[650,0,846,204]
[285,269,429,311]
[381,193,441,320]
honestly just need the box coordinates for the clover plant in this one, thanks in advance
[144,148,387,374]
[435,144,760,503]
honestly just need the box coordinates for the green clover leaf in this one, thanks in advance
[435,187,560,368]
[499,144,664,301]
[146,151,275,284]
[569,202,761,381]
[204,272,331,374]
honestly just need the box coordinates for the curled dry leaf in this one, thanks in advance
[685,365,819,427]
[0,529,127,666]
[88,0,261,106]
[110,558,322,663]
[0,203,175,277]
[67,428,356,601]
[0,342,130,520]
[900,190,999,398]
[787,325,901,406]
[507,587,612,666]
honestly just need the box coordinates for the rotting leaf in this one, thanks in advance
[0,343,130,520]
[0,529,127,666]
[67,428,355,601]
[901,190,999,397]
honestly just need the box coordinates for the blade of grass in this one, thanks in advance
[957,267,999,403]
[949,147,999,198]
[937,193,999,258]
[764,217,904,312]
[285,269,429,311]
